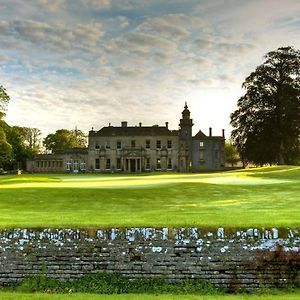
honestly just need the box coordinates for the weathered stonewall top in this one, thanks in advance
[0,227,299,253]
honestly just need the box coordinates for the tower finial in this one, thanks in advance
[185,101,188,108]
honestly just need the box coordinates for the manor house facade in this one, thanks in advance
[26,104,225,173]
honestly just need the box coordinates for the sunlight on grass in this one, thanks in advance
[0,166,299,228]
[0,169,294,189]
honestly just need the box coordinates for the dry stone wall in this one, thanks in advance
[0,227,299,291]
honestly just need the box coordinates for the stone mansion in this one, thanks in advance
[26,104,226,173]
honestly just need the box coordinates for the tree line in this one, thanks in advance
[0,46,299,170]
[0,90,86,170]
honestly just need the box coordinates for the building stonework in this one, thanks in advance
[27,104,225,173]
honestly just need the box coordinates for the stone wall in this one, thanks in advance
[0,227,299,291]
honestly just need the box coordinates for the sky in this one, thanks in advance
[2,0,300,139]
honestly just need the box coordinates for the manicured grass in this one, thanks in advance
[0,166,299,228]
[1,292,300,300]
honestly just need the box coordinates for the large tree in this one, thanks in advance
[230,46,300,166]
[43,129,87,154]
[225,141,240,167]
[0,85,10,119]
[6,126,42,168]
[0,128,12,169]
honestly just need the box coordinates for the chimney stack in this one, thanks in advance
[222,129,225,138]
[139,122,142,127]
[209,127,212,137]
[121,121,127,127]
[165,122,169,129]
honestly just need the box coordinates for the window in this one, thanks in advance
[73,160,79,171]
[117,158,121,170]
[215,150,219,160]
[145,158,150,170]
[106,159,111,169]
[106,142,110,149]
[95,158,100,170]
[117,141,122,149]
[156,158,161,170]
[66,159,72,171]
[131,140,136,148]
[156,140,161,149]
[167,140,172,149]
[200,151,204,160]
[80,160,86,170]
[167,158,172,170]
[200,141,204,147]
[95,144,100,149]
[146,140,150,149]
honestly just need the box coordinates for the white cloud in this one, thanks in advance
[0,20,104,53]
[80,0,111,10]
[33,0,66,11]
[2,0,300,139]
[115,16,130,28]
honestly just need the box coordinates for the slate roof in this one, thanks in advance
[193,130,207,139]
[193,130,224,140]
[90,126,179,137]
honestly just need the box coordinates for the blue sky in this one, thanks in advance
[2,0,300,138]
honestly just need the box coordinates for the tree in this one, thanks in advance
[230,46,300,166]
[0,126,42,169]
[43,129,87,154]
[0,128,12,169]
[15,127,41,154]
[5,126,42,169]
[225,141,240,167]
[0,85,10,119]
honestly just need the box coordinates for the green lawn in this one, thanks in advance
[0,166,299,228]
[1,292,300,300]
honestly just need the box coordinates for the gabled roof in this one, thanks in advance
[90,126,178,137]
[193,130,224,140]
[193,130,207,139]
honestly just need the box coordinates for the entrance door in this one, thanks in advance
[130,159,136,172]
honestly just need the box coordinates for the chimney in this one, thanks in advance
[209,127,212,137]
[139,122,142,127]
[165,122,169,129]
[121,121,127,127]
[222,129,225,138]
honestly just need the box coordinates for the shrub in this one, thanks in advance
[15,272,220,295]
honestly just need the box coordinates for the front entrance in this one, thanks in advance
[130,159,136,172]
[125,158,141,172]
